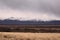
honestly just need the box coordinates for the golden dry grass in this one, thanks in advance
[0,32,60,40]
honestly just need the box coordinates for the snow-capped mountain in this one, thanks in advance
[0,18,60,25]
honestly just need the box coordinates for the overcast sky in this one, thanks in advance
[0,0,60,21]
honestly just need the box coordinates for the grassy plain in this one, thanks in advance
[0,32,60,40]
[0,25,60,33]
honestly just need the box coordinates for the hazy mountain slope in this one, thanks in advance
[0,19,60,25]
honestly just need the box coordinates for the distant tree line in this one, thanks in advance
[0,27,60,33]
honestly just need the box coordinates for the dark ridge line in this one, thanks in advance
[0,24,60,28]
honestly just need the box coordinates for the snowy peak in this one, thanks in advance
[0,19,60,25]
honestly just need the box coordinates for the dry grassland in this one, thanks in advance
[0,32,60,40]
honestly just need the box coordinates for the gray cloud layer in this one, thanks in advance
[0,0,60,20]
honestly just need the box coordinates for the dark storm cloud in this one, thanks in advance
[0,0,60,17]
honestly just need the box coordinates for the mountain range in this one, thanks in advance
[0,18,60,25]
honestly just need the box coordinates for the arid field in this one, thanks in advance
[0,32,60,40]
